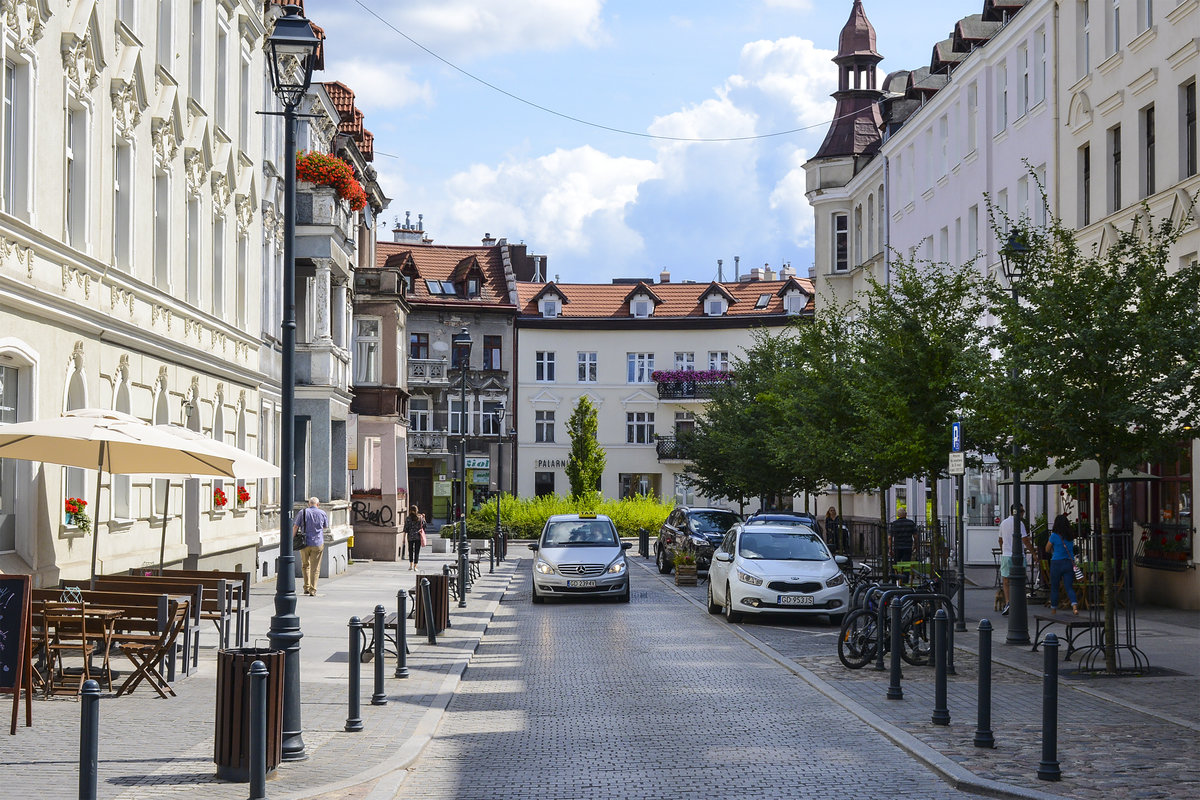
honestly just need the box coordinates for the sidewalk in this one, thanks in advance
[1,551,518,800]
[656,561,1200,800]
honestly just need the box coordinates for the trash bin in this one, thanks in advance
[413,573,450,635]
[214,647,284,782]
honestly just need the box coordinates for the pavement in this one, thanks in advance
[3,547,1196,799]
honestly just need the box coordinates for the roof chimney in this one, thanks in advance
[717,259,724,282]
[780,264,796,279]
[533,255,544,283]
[764,264,776,281]
[750,267,764,281]
[393,211,427,244]
[734,255,741,280]
[482,232,497,246]
[659,269,670,284]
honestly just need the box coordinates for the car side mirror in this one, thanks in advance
[834,555,849,566]
[528,543,539,552]
[620,542,632,551]
[714,551,733,563]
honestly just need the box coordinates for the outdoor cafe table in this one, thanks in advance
[38,606,122,696]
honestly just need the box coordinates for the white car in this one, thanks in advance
[528,513,631,603]
[707,523,849,625]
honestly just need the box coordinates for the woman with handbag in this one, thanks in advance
[405,504,427,570]
[1046,513,1079,615]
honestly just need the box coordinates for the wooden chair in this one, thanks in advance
[116,603,188,699]
[42,602,101,696]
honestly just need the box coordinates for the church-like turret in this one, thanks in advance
[813,0,884,161]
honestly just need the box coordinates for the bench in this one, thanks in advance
[358,611,411,661]
[136,568,251,648]
[1032,613,1101,661]
[94,577,204,674]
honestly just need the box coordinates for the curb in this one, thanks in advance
[630,558,1069,800]
[282,562,518,800]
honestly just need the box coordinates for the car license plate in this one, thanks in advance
[566,580,597,588]
[778,595,814,606]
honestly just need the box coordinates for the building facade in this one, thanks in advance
[513,270,813,506]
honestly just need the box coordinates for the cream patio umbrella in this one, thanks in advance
[0,409,239,586]
[149,424,279,573]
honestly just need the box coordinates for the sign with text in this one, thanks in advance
[951,421,962,453]
[433,481,452,497]
[948,451,965,476]
[465,457,490,470]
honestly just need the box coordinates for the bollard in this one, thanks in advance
[458,538,469,606]
[248,660,268,800]
[932,609,950,725]
[974,619,995,748]
[1037,633,1062,781]
[345,617,364,732]
[395,589,410,679]
[371,605,388,706]
[887,600,904,700]
[638,527,649,559]
[78,679,100,800]
[421,577,437,645]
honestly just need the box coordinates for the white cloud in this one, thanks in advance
[330,61,432,112]
[727,37,836,128]
[769,146,816,247]
[439,146,660,267]
[762,0,814,11]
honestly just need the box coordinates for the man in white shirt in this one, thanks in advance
[998,504,1032,615]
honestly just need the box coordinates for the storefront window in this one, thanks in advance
[965,459,1000,525]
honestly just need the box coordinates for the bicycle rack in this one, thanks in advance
[897,592,957,675]
[874,587,919,671]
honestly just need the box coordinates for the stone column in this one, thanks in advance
[332,281,347,349]
[313,260,333,344]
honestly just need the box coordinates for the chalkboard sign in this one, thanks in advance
[0,574,32,734]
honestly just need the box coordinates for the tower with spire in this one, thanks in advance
[813,0,884,165]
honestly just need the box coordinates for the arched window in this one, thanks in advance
[112,373,132,519]
[152,380,170,516]
[64,356,88,516]
[236,401,248,508]
[867,193,876,256]
[212,395,225,509]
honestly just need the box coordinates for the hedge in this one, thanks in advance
[456,494,672,539]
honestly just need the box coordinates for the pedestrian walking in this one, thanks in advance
[823,506,848,554]
[1046,513,1079,614]
[889,507,917,564]
[293,497,329,596]
[998,504,1032,616]
[405,504,427,570]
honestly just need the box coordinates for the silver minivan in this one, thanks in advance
[528,513,632,603]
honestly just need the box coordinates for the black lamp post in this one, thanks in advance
[451,329,472,607]
[493,400,506,573]
[1000,228,1032,646]
[265,4,320,762]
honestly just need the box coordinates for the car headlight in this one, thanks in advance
[826,572,847,588]
[607,559,626,574]
[690,535,708,546]
[736,569,763,586]
[534,560,555,575]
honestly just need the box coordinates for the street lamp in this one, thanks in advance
[266,4,320,763]
[451,328,472,607]
[492,400,506,573]
[1000,228,1032,646]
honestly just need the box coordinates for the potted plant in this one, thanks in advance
[65,497,91,533]
[236,485,251,508]
[674,550,698,586]
[213,487,229,510]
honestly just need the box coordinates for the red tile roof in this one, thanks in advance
[321,80,374,161]
[375,242,516,309]
[515,278,813,319]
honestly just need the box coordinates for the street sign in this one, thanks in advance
[433,481,452,497]
[465,457,490,470]
[948,451,965,475]
[951,421,962,453]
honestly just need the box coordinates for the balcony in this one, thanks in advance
[409,430,450,454]
[350,386,407,417]
[408,358,449,386]
[654,378,728,401]
[655,436,689,461]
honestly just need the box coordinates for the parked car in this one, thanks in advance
[655,506,742,573]
[706,523,849,625]
[528,513,631,603]
[745,510,820,530]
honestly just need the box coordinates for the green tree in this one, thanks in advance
[565,396,606,500]
[983,206,1200,671]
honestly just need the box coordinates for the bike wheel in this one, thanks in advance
[900,607,933,666]
[837,609,879,670]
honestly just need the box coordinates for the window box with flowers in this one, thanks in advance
[295,151,368,211]
[1135,523,1194,571]
[213,487,229,515]
[64,497,91,534]
[650,369,731,400]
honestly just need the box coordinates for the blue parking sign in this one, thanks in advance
[951,422,962,453]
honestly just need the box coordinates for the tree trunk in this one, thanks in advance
[1098,471,1116,673]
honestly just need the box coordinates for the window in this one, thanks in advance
[938,116,948,176]
[483,335,502,370]
[1018,44,1029,116]
[408,398,430,431]
[1080,1,1091,78]
[626,412,655,444]
[113,141,133,269]
[2,59,29,218]
[996,61,1008,132]
[535,351,556,382]
[755,293,770,309]
[540,299,559,318]
[235,235,248,328]
[154,172,170,289]
[186,198,201,305]
[833,213,848,271]
[1184,81,1197,179]
[627,353,654,383]
[966,83,978,154]
[577,352,597,382]
[1142,104,1156,197]
[449,398,467,435]
[1080,144,1092,225]
[674,352,695,371]
[706,298,725,316]
[118,0,136,27]
[1018,176,1030,220]
[967,204,979,258]
[157,0,174,68]
[853,205,863,263]
[1110,124,1122,211]
[212,217,225,317]
[65,106,87,249]
[409,333,428,360]
[939,227,950,263]
[534,472,555,497]
[1034,28,1046,106]
[239,51,251,145]
[479,400,503,436]
[1136,0,1151,32]
[784,293,806,315]
[709,351,729,371]
[535,410,555,443]
[632,299,651,317]
[619,473,660,499]
[215,14,229,131]
[1109,0,1121,56]
[466,277,480,298]
[0,364,21,551]
[189,0,204,103]
[354,318,381,384]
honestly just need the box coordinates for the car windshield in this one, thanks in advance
[542,520,619,547]
[688,511,741,535]
[738,530,829,561]
[747,516,814,527]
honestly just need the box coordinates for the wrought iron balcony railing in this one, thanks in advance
[654,378,727,400]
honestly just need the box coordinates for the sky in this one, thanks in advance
[307,0,983,284]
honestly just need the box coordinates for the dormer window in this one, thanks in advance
[706,298,727,316]
[632,299,652,318]
[541,299,559,318]
[784,292,808,315]
[467,278,480,297]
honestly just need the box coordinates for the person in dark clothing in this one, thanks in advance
[889,507,917,563]
[823,506,848,554]
[404,504,426,570]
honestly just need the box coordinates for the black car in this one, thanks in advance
[745,510,821,530]
[655,506,742,573]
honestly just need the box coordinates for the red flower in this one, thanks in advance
[237,486,251,504]
[1175,534,1185,542]
[213,488,228,508]
[295,151,369,211]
